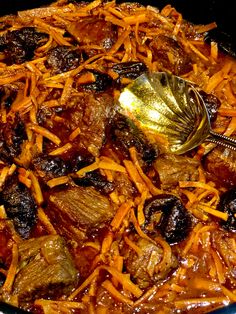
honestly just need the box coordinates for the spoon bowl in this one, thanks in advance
[119,72,236,154]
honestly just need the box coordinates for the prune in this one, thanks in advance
[74,170,114,194]
[218,189,236,232]
[144,194,192,244]
[1,27,48,64]
[77,70,112,92]
[71,151,95,172]
[112,62,147,82]
[109,113,158,165]
[0,115,27,161]
[198,90,221,122]
[0,272,5,287]
[47,46,82,74]
[33,155,68,181]
[0,85,17,109]
[0,175,37,238]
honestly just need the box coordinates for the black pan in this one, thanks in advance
[0,0,235,313]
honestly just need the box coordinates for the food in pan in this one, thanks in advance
[0,0,236,313]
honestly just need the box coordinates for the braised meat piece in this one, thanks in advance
[144,194,192,244]
[150,35,192,75]
[47,46,82,74]
[48,186,115,231]
[124,237,178,289]
[154,153,199,190]
[0,27,48,64]
[67,18,117,56]
[0,175,37,238]
[13,235,78,301]
[204,147,236,187]
[109,113,158,165]
[217,189,236,232]
[60,93,114,156]
[0,115,27,162]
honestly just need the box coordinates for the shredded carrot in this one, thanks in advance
[47,176,69,188]
[29,171,44,205]
[111,200,133,230]
[49,143,72,156]
[2,243,18,293]
[37,207,57,234]
[28,124,61,146]
[102,280,134,305]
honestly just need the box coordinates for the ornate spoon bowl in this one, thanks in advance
[119,72,236,154]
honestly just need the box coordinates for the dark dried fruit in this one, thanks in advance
[112,62,147,82]
[109,113,158,165]
[74,170,114,194]
[218,189,236,232]
[77,70,112,92]
[33,155,68,181]
[0,115,27,162]
[0,175,37,238]
[198,90,221,122]
[0,27,48,64]
[144,194,192,244]
[47,46,82,74]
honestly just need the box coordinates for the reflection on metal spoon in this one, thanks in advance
[119,72,236,154]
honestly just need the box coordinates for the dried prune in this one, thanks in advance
[109,113,158,165]
[2,27,48,64]
[77,70,112,92]
[0,115,27,161]
[218,189,236,232]
[47,46,82,74]
[0,175,37,238]
[74,170,114,194]
[144,194,192,244]
[112,62,147,82]
[33,155,68,181]
[198,90,221,122]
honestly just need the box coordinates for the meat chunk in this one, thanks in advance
[48,186,115,231]
[154,153,199,190]
[0,27,48,64]
[204,147,236,187]
[150,35,192,75]
[0,175,37,238]
[109,113,158,165]
[47,46,82,74]
[124,237,178,289]
[67,18,117,56]
[144,194,192,244]
[13,235,78,301]
[60,93,114,156]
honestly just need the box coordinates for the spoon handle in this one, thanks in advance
[205,130,236,151]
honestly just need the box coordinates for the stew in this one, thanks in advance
[0,0,236,313]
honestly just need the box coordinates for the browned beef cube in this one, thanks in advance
[13,235,78,300]
[49,185,116,231]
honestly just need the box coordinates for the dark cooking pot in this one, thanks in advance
[0,0,235,313]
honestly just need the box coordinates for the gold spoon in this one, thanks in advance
[118,71,236,155]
